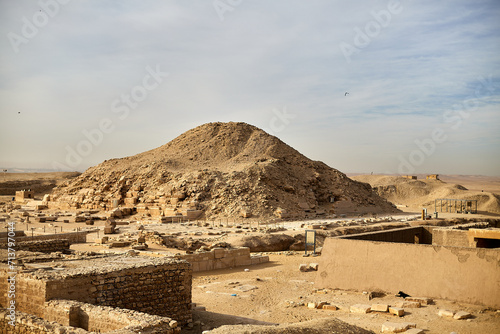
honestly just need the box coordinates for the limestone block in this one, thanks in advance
[104,226,115,234]
[149,207,161,217]
[394,301,421,308]
[124,197,137,205]
[309,263,319,271]
[185,209,202,219]
[322,304,338,310]
[307,303,317,309]
[350,304,371,313]
[438,309,455,317]
[213,248,225,259]
[299,264,309,272]
[240,209,252,218]
[371,304,389,312]
[389,307,405,317]
[405,296,433,305]
[453,311,471,320]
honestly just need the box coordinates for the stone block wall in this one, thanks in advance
[0,304,179,334]
[0,272,47,318]
[0,239,70,253]
[44,300,179,333]
[0,232,25,239]
[0,309,88,334]
[0,231,89,245]
[1,258,193,326]
[176,247,269,272]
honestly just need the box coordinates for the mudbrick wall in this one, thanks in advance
[316,237,500,308]
[0,239,69,253]
[0,257,192,326]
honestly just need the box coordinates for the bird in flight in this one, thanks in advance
[345,92,349,96]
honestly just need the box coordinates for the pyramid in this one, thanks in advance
[49,122,398,219]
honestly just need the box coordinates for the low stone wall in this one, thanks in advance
[0,231,25,239]
[0,303,179,333]
[0,308,88,334]
[0,239,69,253]
[176,247,269,272]
[44,300,179,333]
[0,231,90,245]
[0,257,192,326]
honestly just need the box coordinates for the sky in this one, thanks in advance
[1,0,499,176]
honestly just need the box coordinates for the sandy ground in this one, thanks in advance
[15,212,494,334]
[183,253,500,334]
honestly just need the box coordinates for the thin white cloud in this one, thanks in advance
[0,0,498,175]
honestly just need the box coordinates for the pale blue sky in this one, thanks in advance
[1,0,499,175]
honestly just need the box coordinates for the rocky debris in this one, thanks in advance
[233,234,296,252]
[381,322,417,333]
[49,122,399,220]
[299,263,319,272]
[206,317,375,334]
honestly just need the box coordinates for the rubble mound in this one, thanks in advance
[50,122,398,219]
[352,175,500,213]
[208,317,375,334]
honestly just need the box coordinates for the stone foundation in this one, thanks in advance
[0,231,90,245]
[0,300,179,333]
[0,239,69,254]
[175,247,269,272]
[0,257,192,326]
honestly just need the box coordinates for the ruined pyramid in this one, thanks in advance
[49,122,398,219]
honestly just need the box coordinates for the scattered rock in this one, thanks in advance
[381,321,416,333]
[350,304,371,314]
[438,309,455,318]
[453,311,472,320]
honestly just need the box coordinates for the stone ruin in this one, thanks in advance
[1,255,191,333]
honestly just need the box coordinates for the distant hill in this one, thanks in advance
[352,175,500,213]
[0,172,81,196]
